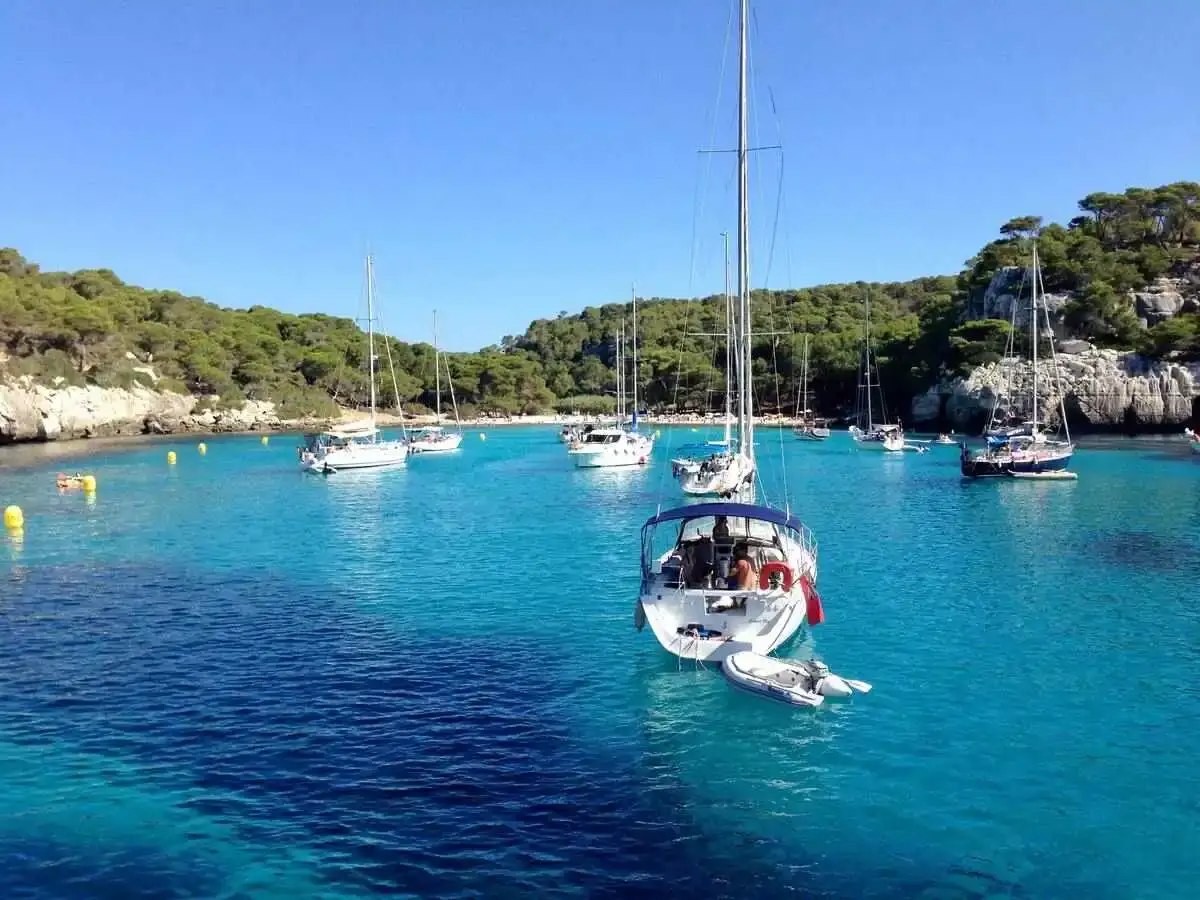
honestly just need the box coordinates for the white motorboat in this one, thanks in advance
[572,288,654,469]
[721,652,871,707]
[299,255,409,474]
[409,310,464,455]
[934,433,957,445]
[570,427,653,468]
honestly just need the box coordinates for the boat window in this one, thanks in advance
[677,516,778,544]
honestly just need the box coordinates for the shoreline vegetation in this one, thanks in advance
[2,181,1198,446]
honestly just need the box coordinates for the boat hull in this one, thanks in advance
[676,454,755,497]
[960,444,1074,478]
[571,437,653,468]
[302,442,409,473]
[638,531,817,663]
[792,429,829,441]
[410,434,463,454]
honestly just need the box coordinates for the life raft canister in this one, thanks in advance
[758,561,794,591]
[799,574,825,625]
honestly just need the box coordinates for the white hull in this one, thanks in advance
[571,435,653,468]
[849,430,905,452]
[638,530,817,663]
[721,652,870,707]
[410,433,463,454]
[793,428,830,441]
[677,454,755,497]
[302,441,409,473]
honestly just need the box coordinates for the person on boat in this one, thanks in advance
[732,543,757,591]
[712,516,730,541]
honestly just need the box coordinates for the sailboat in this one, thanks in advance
[674,231,756,494]
[299,255,410,473]
[848,288,921,452]
[409,309,464,454]
[792,334,830,441]
[635,0,822,663]
[961,243,1075,479]
[570,290,655,468]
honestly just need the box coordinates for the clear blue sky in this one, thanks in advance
[2,0,1197,350]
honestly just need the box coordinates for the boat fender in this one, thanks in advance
[759,561,794,591]
[634,600,646,632]
[800,575,825,625]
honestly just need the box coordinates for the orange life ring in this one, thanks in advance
[759,561,794,591]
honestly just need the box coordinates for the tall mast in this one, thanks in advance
[630,284,639,430]
[433,309,442,424]
[615,323,624,421]
[864,289,874,429]
[366,254,377,433]
[801,333,810,417]
[1031,243,1040,433]
[737,0,753,460]
[722,230,733,446]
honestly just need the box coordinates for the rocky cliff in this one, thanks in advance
[0,377,283,443]
[911,346,1200,431]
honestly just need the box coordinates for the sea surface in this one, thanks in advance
[1,427,1198,899]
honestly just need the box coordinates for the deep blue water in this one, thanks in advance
[1,428,1198,899]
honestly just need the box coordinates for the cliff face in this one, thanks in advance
[911,347,1200,431]
[0,378,282,444]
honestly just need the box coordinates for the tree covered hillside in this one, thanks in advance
[1,181,1197,418]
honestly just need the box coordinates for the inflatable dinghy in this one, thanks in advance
[721,652,871,707]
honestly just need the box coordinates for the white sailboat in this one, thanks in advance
[792,334,830,441]
[848,288,923,452]
[570,290,654,468]
[299,255,410,474]
[409,309,464,454]
[636,0,822,663]
[675,230,756,495]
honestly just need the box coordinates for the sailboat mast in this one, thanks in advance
[737,0,753,461]
[864,290,874,429]
[631,284,639,429]
[722,231,733,446]
[433,309,442,424]
[1031,244,1040,432]
[801,334,810,417]
[366,254,377,433]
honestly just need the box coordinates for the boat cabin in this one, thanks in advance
[640,502,815,597]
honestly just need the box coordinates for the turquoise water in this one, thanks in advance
[1,428,1198,899]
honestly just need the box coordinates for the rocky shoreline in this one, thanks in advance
[6,347,1199,447]
[910,346,1200,432]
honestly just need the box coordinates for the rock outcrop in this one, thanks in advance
[972,264,1200,328]
[911,348,1200,431]
[0,378,282,444]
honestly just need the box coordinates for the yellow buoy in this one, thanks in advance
[260,435,269,445]
[479,433,486,441]
[167,451,177,465]
[3,505,23,530]
[81,475,96,493]
[198,442,207,455]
